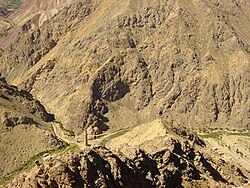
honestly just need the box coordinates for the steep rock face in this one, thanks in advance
[0,0,249,134]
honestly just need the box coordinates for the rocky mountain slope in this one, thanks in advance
[0,0,249,186]
[0,0,249,136]
[0,76,61,178]
[4,121,250,188]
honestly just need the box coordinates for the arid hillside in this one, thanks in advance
[0,76,62,178]
[8,0,82,25]
[1,0,248,135]
[0,0,249,136]
[0,0,79,47]
[0,0,249,187]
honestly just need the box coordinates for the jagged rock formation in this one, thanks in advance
[0,0,249,136]
[4,141,249,188]
[2,119,250,188]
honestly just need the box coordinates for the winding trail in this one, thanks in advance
[51,122,130,150]
[1,121,127,185]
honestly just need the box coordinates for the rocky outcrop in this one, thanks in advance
[5,140,249,188]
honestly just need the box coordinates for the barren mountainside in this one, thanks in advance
[0,0,249,135]
[0,0,250,187]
